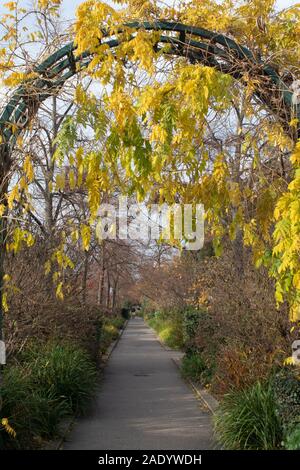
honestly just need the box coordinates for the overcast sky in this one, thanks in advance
[0,1,298,18]
[60,0,298,19]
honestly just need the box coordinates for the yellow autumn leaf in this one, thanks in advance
[69,169,76,190]
[0,204,6,216]
[293,273,300,290]
[56,281,64,300]
[283,356,295,366]
[2,292,8,313]
[55,173,65,191]
[23,155,34,182]
[4,2,16,12]
[7,184,19,209]
[81,224,91,251]
[1,418,16,438]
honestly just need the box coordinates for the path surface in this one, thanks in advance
[64,318,214,450]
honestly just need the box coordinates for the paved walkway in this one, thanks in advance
[64,318,214,450]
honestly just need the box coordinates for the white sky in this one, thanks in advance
[61,0,298,18]
[0,1,298,19]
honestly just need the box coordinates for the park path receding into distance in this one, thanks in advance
[64,318,214,450]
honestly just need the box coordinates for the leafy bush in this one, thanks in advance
[99,316,124,353]
[181,352,205,380]
[185,247,290,395]
[211,341,277,396]
[147,309,184,349]
[159,325,182,349]
[111,316,125,330]
[285,424,300,450]
[272,367,300,433]
[214,381,282,450]
[122,300,136,318]
[181,352,215,385]
[193,310,217,356]
[182,308,201,351]
[121,306,131,319]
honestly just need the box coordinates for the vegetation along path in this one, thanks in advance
[64,318,213,450]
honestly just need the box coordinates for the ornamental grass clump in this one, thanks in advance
[28,341,98,414]
[214,380,282,450]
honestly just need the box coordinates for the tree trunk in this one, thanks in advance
[97,265,105,307]
[97,242,105,307]
[231,105,245,277]
[232,227,244,276]
[112,276,118,310]
[106,271,111,309]
[82,251,89,305]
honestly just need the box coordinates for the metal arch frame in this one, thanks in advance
[0,20,299,157]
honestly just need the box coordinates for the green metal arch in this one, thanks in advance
[0,21,298,161]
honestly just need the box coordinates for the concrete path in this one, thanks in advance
[64,318,214,450]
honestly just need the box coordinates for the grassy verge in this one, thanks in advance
[99,316,125,354]
[146,310,184,350]
[181,352,215,386]
[0,341,97,449]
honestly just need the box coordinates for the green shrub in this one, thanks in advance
[272,367,300,432]
[147,309,184,349]
[285,424,300,450]
[27,342,98,414]
[181,352,215,385]
[121,307,131,320]
[182,308,201,350]
[181,352,206,380]
[99,316,124,353]
[0,366,33,449]
[214,381,282,450]
[159,324,182,349]
[110,316,125,330]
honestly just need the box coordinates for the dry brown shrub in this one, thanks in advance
[3,243,103,361]
[210,342,281,396]
[186,244,292,394]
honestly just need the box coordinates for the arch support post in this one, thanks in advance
[0,141,11,410]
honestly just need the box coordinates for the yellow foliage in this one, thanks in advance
[81,224,91,251]
[4,2,16,12]
[74,0,120,55]
[23,155,34,182]
[38,0,61,9]
[55,172,65,191]
[56,281,64,300]
[2,292,9,313]
[120,31,159,73]
[1,0,300,324]
[272,140,300,318]
[1,418,16,438]
[69,169,76,190]
[3,71,37,87]
[7,185,19,209]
